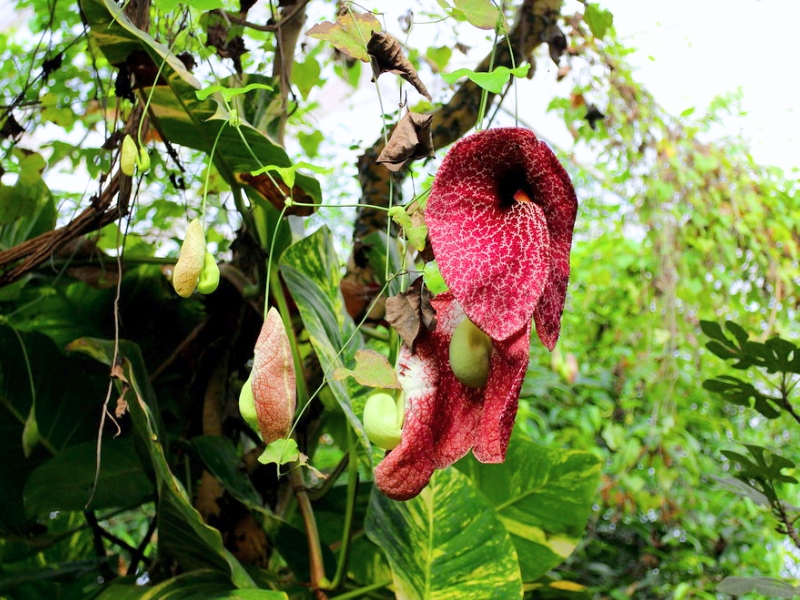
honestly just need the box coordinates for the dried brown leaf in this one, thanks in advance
[367,31,432,100]
[306,12,381,62]
[376,111,434,172]
[385,277,436,348]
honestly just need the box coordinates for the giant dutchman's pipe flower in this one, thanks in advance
[374,128,578,501]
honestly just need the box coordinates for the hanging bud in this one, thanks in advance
[250,308,296,444]
[448,317,493,388]
[120,134,137,177]
[173,219,206,297]
[196,250,220,294]
[137,147,151,173]
[238,377,259,435]
[364,391,404,450]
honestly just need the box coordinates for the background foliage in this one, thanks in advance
[0,0,798,598]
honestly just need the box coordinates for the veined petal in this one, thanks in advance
[373,292,530,501]
[426,127,577,348]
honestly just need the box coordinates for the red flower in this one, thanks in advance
[425,127,578,349]
[374,128,577,501]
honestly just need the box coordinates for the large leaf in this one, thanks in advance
[67,338,255,588]
[80,0,320,206]
[191,436,263,508]
[0,326,109,535]
[456,436,601,582]
[95,570,288,599]
[24,437,154,516]
[279,227,369,450]
[365,468,523,599]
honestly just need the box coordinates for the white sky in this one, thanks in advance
[598,0,799,173]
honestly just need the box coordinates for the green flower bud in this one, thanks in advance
[120,134,137,177]
[364,391,404,450]
[196,250,220,294]
[448,317,492,388]
[238,377,259,435]
[137,147,151,172]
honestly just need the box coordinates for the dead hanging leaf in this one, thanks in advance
[367,31,432,100]
[385,277,436,348]
[251,307,296,445]
[115,396,129,418]
[544,23,567,65]
[332,349,401,389]
[584,104,606,130]
[306,12,381,63]
[376,111,434,172]
[205,12,247,74]
[0,113,24,140]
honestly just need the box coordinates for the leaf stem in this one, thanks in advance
[290,467,330,592]
[328,580,393,600]
[329,427,359,590]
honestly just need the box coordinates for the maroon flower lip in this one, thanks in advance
[373,127,578,501]
[424,127,578,349]
[374,292,531,501]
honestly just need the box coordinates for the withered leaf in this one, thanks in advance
[332,349,401,389]
[376,111,434,172]
[0,113,24,140]
[584,104,606,130]
[385,277,436,348]
[367,31,432,100]
[306,12,381,63]
[544,23,567,65]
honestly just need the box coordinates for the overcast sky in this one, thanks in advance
[600,0,799,173]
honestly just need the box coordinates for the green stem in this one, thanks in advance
[328,580,393,600]
[329,427,359,590]
[287,201,390,212]
[290,467,330,591]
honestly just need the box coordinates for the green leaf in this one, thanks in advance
[67,338,256,588]
[0,326,110,535]
[279,227,370,451]
[258,438,299,466]
[298,129,324,158]
[23,438,154,516]
[306,12,381,63]
[441,65,529,94]
[452,0,504,31]
[80,0,321,204]
[196,82,274,102]
[191,436,263,507]
[292,56,322,100]
[763,336,798,374]
[363,229,406,296]
[584,4,613,40]
[717,576,800,598]
[425,46,452,72]
[366,468,523,599]
[95,570,289,599]
[456,436,601,581]
[332,349,401,389]
[251,161,331,191]
[702,376,780,419]
[722,444,797,484]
